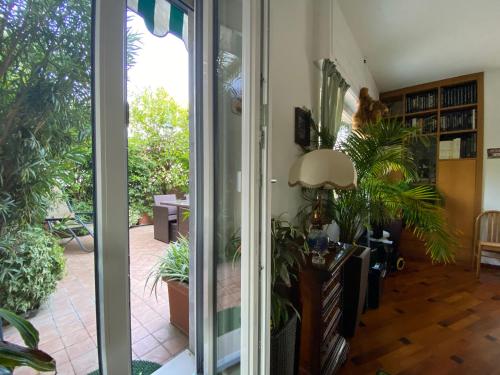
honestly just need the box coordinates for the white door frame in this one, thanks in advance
[240,0,265,373]
[93,0,132,374]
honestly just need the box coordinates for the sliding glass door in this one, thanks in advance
[213,0,243,373]
[93,0,267,373]
[203,0,268,373]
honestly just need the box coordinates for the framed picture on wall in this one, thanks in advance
[487,148,500,159]
[294,107,312,147]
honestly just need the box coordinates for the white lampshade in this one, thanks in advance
[288,149,357,190]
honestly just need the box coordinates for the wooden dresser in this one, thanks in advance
[298,244,358,375]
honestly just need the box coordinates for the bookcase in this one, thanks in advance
[380,73,484,263]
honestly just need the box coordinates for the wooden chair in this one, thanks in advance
[473,210,500,278]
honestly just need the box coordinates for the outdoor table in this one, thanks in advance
[160,200,190,238]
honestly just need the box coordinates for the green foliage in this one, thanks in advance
[0,308,55,372]
[0,3,142,230]
[0,226,65,315]
[129,88,190,192]
[147,236,190,297]
[0,0,93,231]
[302,119,456,263]
[126,88,190,222]
[65,88,189,226]
[271,217,307,334]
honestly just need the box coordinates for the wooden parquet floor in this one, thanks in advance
[340,260,500,375]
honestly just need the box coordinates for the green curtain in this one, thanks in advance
[319,59,350,141]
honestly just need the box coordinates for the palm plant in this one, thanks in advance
[300,119,456,263]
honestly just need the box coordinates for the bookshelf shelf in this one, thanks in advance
[440,129,477,136]
[405,109,438,116]
[381,72,484,264]
[440,103,477,112]
[438,158,476,161]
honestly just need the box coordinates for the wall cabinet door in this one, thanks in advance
[437,159,477,263]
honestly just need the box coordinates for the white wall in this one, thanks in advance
[330,0,378,98]
[269,0,316,219]
[269,0,378,218]
[483,69,500,211]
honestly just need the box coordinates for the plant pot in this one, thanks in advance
[270,313,298,375]
[165,279,189,335]
[138,213,153,225]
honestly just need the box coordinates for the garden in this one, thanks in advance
[0,1,190,373]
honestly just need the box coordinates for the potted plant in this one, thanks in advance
[0,308,55,374]
[270,217,307,375]
[137,205,154,226]
[148,236,189,335]
[300,119,456,263]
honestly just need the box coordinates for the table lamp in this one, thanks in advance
[289,149,357,264]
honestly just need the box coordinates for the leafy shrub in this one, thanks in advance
[147,236,190,297]
[271,218,307,334]
[0,226,65,315]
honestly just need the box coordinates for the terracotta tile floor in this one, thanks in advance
[5,226,188,375]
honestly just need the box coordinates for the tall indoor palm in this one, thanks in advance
[301,119,456,263]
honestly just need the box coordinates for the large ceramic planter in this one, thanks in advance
[165,279,189,335]
[270,313,298,375]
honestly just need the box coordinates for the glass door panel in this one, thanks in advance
[213,0,243,373]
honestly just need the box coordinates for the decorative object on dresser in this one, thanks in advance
[288,149,357,265]
[298,243,365,374]
[380,72,484,264]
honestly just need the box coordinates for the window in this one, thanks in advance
[335,88,358,149]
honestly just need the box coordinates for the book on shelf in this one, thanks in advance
[440,109,476,132]
[439,138,461,159]
[406,115,437,133]
[460,133,477,158]
[440,134,477,159]
[441,82,477,107]
[406,91,437,113]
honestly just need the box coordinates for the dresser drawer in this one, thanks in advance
[322,281,342,318]
[322,269,341,296]
[322,307,341,345]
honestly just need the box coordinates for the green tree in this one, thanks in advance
[128,88,189,216]
[0,0,93,232]
[0,3,142,232]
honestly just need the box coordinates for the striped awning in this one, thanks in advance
[127,0,188,44]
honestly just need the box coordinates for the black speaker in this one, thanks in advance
[342,246,370,338]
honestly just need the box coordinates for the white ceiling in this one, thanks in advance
[338,0,500,92]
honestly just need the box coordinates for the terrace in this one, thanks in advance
[4,226,188,375]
